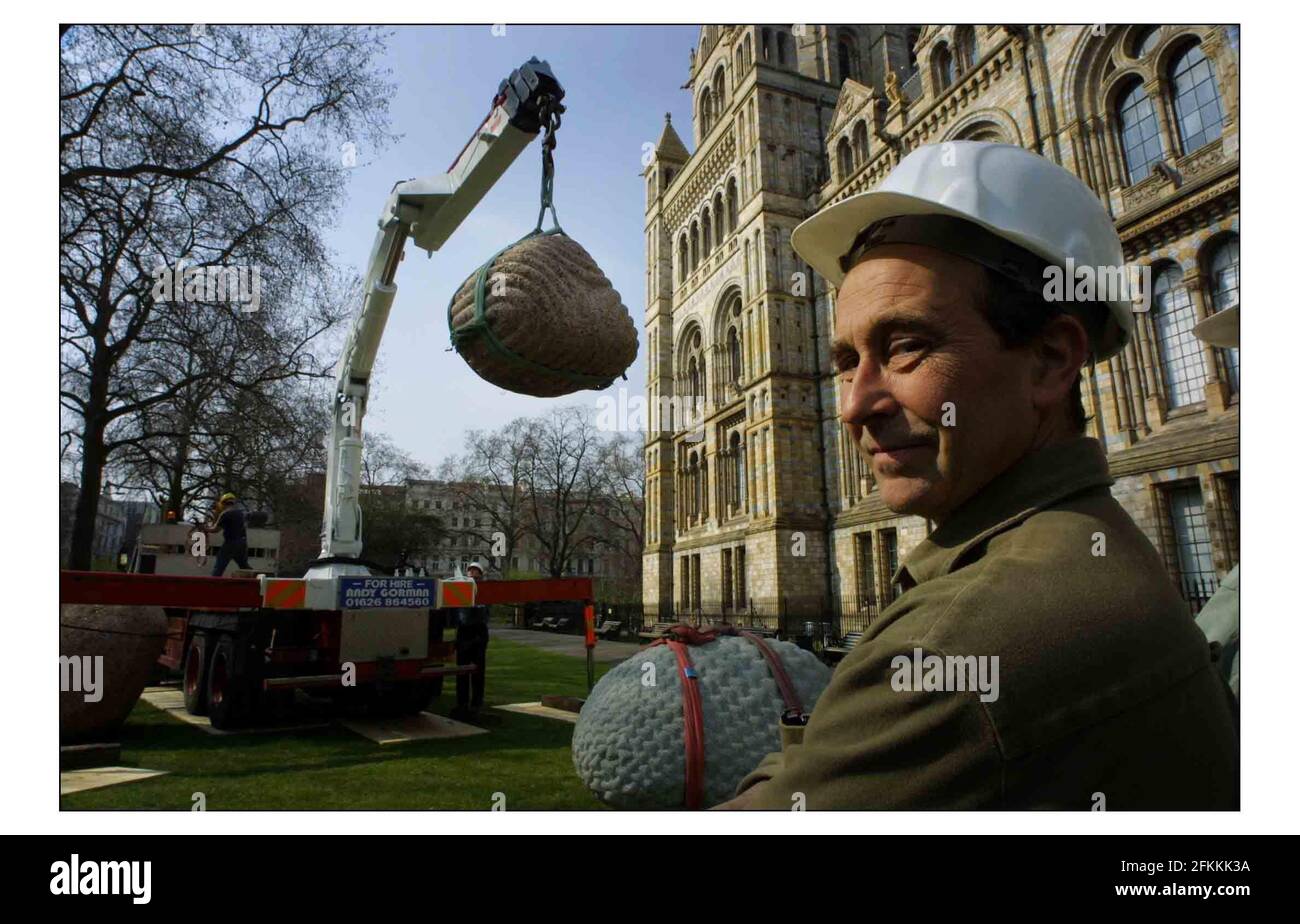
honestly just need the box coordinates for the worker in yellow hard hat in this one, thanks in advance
[205,492,251,576]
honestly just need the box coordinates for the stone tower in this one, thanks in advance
[641,25,916,624]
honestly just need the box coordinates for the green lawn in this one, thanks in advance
[61,636,612,810]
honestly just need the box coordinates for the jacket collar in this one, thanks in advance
[895,437,1114,590]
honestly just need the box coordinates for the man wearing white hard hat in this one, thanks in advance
[724,142,1237,810]
[451,559,491,719]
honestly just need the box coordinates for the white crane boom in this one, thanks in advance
[307,58,564,579]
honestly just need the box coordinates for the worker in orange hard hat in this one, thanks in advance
[205,492,251,576]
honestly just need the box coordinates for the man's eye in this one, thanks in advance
[888,338,927,358]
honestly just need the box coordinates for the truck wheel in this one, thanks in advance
[404,680,439,714]
[372,682,437,716]
[206,634,249,730]
[182,632,210,715]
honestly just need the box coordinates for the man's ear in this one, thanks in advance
[1031,313,1089,413]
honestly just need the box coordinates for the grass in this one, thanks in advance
[61,635,613,811]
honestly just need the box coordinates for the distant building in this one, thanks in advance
[406,479,640,600]
[60,482,159,567]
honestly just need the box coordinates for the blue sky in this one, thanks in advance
[325,25,699,470]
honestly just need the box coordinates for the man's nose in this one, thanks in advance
[840,360,898,426]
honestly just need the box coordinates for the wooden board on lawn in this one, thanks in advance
[495,702,581,724]
[61,766,168,796]
[341,711,489,745]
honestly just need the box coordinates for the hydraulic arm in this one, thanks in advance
[309,58,564,579]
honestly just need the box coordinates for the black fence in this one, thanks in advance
[633,593,893,650]
[1179,574,1220,618]
[539,574,1223,649]
[512,601,645,639]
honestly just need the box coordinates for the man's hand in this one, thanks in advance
[710,780,772,810]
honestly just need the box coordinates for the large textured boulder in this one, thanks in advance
[60,604,167,743]
[573,630,832,809]
[448,231,638,397]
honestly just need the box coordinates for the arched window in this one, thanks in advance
[761,28,772,62]
[836,30,859,83]
[685,328,705,409]
[713,191,725,239]
[726,177,739,232]
[1117,79,1164,184]
[906,29,921,74]
[933,43,955,90]
[852,120,868,165]
[836,136,854,179]
[1151,265,1209,408]
[1170,42,1224,154]
[719,289,744,388]
[956,121,1005,143]
[699,88,714,135]
[735,44,743,78]
[729,430,745,509]
[1207,236,1240,393]
[689,221,700,272]
[777,31,791,67]
[1131,26,1161,59]
[713,65,726,110]
[701,207,712,254]
[955,26,978,72]
[678,234,688,285]
[744,34,752,69]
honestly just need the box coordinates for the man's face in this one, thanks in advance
[831,244,1039,523]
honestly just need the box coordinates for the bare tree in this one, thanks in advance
[356,432,442,571]
[522,407,605,578]
[60,25,395,568]
[589,432,646,595]
[437,419,539,576]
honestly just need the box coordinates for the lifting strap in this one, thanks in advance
[649,623,805,809]
[446,91,618,390]
[664,639,706,810]
[739,630,804,717]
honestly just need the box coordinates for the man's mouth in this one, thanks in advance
[868,441,934,456]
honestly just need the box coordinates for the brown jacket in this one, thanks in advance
[737,437,1238,809]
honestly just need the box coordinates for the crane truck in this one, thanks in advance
[58,58,597,730]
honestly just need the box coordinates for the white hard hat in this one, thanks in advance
[792,141,1132,360]
[466,559,485,574]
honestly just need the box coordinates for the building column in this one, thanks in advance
[1200,31,1238,134]
[1184,271,1228,415]
[1143,78,1178,164]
